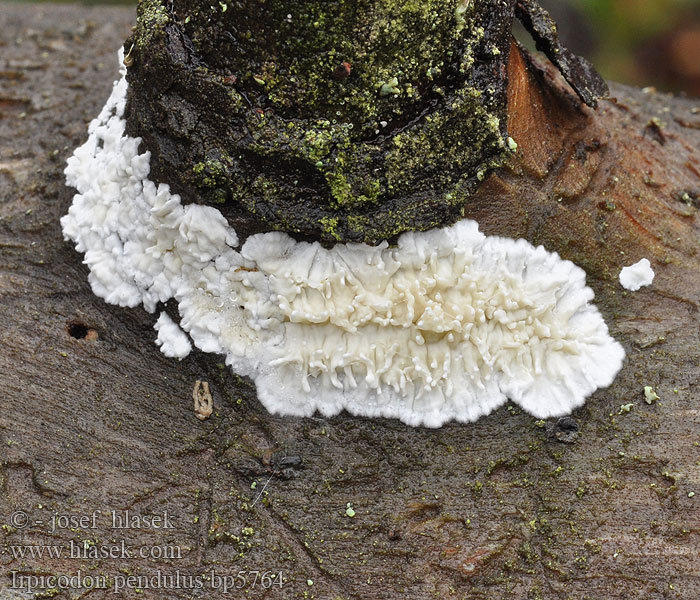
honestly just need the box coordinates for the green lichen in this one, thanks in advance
[319,216,341,241]
[384,86,502,200]
[127,0,512,244]
[133,0,170,48]
[455,0,472,31]
[189,159,232,203]
[379,77,401,97]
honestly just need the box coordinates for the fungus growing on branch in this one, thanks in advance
[63,1,624,427]
[62,53,624,427]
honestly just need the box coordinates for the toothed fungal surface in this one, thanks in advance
[154,312,192,359]
[62,56,625,427]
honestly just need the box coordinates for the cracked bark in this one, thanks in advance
[1,3,699,600]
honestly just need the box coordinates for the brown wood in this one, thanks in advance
[1,4,699,599]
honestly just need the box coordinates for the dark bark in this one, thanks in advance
[122,0,611,246]
[515,0,608,106]
[1,4,700,600]
[124,0,515,244]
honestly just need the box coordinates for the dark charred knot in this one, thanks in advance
[124,0,607,246]
[545,417,580,444]
[123,0,515,245]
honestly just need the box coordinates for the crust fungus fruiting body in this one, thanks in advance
[619,258,655,291]
[62,1,624,427]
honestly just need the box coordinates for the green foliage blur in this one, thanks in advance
[542,0,700,95]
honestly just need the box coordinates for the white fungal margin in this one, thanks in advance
[61,53,626,427]
[154,312,192,359]
[619,258,655,291]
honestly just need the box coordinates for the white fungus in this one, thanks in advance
[619,258,654,291]
[61,54,625,427]
[154,312,192,359]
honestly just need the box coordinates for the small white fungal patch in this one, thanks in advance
[61,53,626,427]
[619,258,654,291]
[154,312,192,359]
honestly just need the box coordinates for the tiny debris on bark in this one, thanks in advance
[193,380,213,420]
[545,417,579,443]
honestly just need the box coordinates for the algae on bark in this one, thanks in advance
[124,0,514,244]
[124,0,607,245]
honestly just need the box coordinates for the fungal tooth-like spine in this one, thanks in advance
[154,312,192,359]
[61,53,626,428]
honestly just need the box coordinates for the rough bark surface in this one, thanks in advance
[1,4,700,600]
[124,0,514,245]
